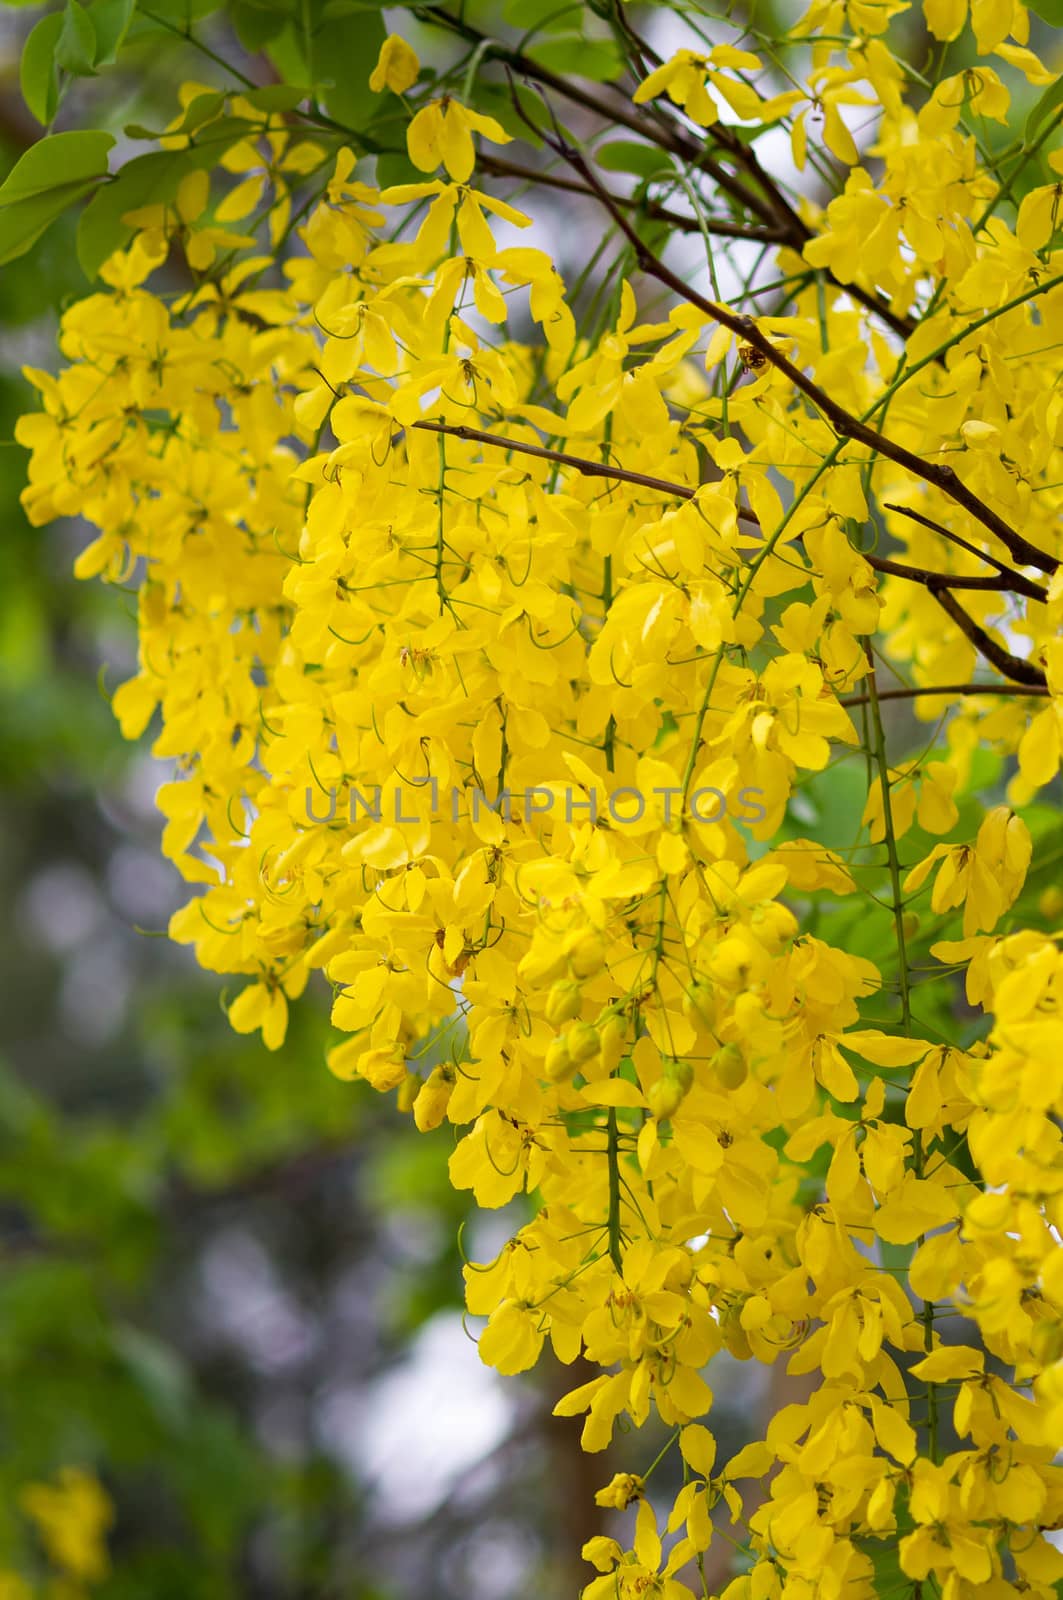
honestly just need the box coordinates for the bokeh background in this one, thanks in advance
[1,1,1060,1594]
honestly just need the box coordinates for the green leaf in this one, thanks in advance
[264,21,309,86]
[89,0,136,63]
[1026,75,1063,146]
[178,88,229,133]
[124,91,226,140]
[231,0,287,49]
[242,83,312,111]
[0,185,98,265]
[1026,0,1063,22]
[308,1,385,127]
[19,12,64,125]
[596,139,671,179]
[75,131,244,279]
[113,1323,191,1429]
[75,150,193,278]
[55,0,97,73]
[525,33,623,82]
[468,79,547,147]
[0,130,113,205]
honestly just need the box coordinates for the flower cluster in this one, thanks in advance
[17,6,1063,1594]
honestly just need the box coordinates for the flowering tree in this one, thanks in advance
[10,0,1063,1592]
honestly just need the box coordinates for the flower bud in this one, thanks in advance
[648,1076,685,1121]
[545,1035,573,1082]
[546,978,582,1024]
[598,1014,627,1074]
[683,979,715,1030]
[1040,886,1063,920]
[713,1043,747,1090]
[566,1021,601,1065]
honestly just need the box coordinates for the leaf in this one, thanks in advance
[89,0,135,63]
[55,0,97,74]
[597,140,672,179]
[525,34,623,82]
[113,1323,191,1428]
[467,79,547,148]
[1,131,114,204]
[178,89,228,133]
[242,83,312,111]
[0,186,98,264]
[1026,75,1063,145]
[308,2,385,127]
[231,0,287,49]
[264,21,309,86]
[75,135,239,279]
[0,130,113,262]
[20,12,64,125]
[1026,0,1063,23]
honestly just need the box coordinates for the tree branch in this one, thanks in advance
[413,420,1049,607]
[478,154,787,245]
[411,418,717,503]
[547,136,1058,579]
[883,501,1046,599]
[862,550,1046,600]
[930,587,1047,688]
[842,680,1050,705]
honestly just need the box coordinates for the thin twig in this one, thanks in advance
[862,550,1046,599]
[842,680,1050,705]
[478,154,786,244]
[883,502,1046,600]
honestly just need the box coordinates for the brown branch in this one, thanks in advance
[930,588,1047,688]
[863,550,1047,600]
[549,135,1058,579]
[411,418,716,503]
[842,680,1051,705]
[413,421,1044,602]
[882,501,1046,599]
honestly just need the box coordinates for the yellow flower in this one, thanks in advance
[405,97,510,183]
[369,33,420,94]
